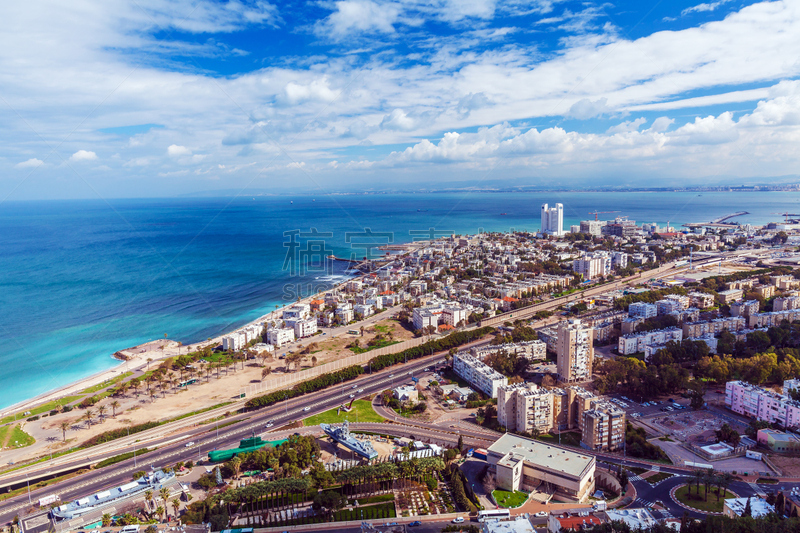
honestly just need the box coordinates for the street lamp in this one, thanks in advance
[25,473,31,504]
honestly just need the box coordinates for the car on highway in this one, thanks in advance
[535,511,547,517]
[265,423,274,428]
[303,406,311,411]
[353,384,358,389]
[358,389,364,393]
[185,441,195,447]
[349,394,355,398]
[385,522,398,526]
[408,521,421,527]
[407,371,412,375]
[452,517,465,523]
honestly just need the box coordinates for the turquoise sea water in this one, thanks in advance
[0,191,797,410]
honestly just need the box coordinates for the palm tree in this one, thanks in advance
[230,456,242,480]
[59,421,70,442]
[171,498,180,520]
[718,472,734,501]
[155,506,165,522]
[110,400,120,418]
[692,470,703,495]
[160,487,171,508]
[97,405,107,421]
[144,490,154,511]
[84,408,95,426]
[101,513,112,527]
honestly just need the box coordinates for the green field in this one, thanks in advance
[0,424,35,448]
[492,489,528,508]
[80,372,133,394]
[0,396,84,425]
[674,484,736,513]
[303,400,385,425]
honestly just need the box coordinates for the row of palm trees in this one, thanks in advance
[57,399,122,441]
[690,469,735,501]
[143,486,181,522]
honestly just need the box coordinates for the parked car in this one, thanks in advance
[409,521,422,527]
[535,511,547,517]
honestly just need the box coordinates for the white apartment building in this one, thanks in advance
[731,300,760,318]
[267,327,295,347]
[222,332,246,351]
[785,379,800,395]
[749,308,800,328]
[581,400,625,452]
[282,304,310,320]
[655,299,682,315]
[442,305,469,326]
[611,251,628,269]
[452,352,508,398]
[497,382,555,433]
[541,203,564,236]
[688,291,715,309]
[573,256,606,281]
[353,303,374,318]
[292,318,318,339]
[682,316,746,337]
[556,319,594,383]
[617,327,683,355]
[472,340,547,361]
[412,305,442,331]
[628,302,657,319]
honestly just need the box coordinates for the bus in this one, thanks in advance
[478,509,511,522]
[178,378,198,388]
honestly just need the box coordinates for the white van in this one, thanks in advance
[120,525,141,533]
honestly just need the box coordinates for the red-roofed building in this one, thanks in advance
[309,299,325,311]
[547,510,606,533]
[438,324,455,331]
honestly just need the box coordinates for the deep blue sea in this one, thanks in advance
[0,191,797,410]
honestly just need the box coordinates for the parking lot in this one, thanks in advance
[604,394,692,420]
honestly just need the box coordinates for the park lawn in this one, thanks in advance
[303,400,385,426]
[536,432,582,448]
[0,424,35,449]
[647,472,674,484]
[492,489,529,508]
[674,485,736,513]
[0,395,84,425]
[80,372,133,394]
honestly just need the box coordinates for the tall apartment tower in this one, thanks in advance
[541,203,564,236]
[556,319,594,383]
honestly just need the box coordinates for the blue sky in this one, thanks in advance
[2,0,800,199]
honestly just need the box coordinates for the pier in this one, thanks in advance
[683,211,749,228]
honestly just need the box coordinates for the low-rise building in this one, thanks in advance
[603,509,657,530]
[291,318,318,338]
[617,327,682,355]
[731,300,760,318]
[756,428,800,453]
[547,509,605,533]
[628,302,657,319]
[717,289,744,304]
[688,291,715,309]
[266,327,295,347]
[723,497,775,518]
[393,385,419,402]
[488,433,596,502]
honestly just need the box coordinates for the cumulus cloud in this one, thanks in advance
[15,158,44,169]
[607,118,647,134]
[167,145,192,157]
[649,117,675,133]
[380,109,418,131]
[317,0,401,38]
[69,150,98,162]
[283,78,339,105]
[682,0,732,17]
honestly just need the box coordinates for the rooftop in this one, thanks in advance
[488,433,595,479]
[725,497,775,518]
[483,517,536,533]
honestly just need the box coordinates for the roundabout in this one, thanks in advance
[670,483,738,514]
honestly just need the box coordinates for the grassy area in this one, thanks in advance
[536,432,582,448]
[350,339,400,354]
[303,400,385,425]
[658,436,674,442]
[674,484,736,513]
[9,425,35,447]
[492,489,529,508]
[0,396,84,426]
[757,478,779,484]
[626,467,648,476]
[333,502,396,521]
[80,372,133,394]
[647,472,674,484]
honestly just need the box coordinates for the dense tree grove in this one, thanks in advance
[245,364,364,409]
[595,357,689,400]
[369,327,495,370]
[625,423,670,462]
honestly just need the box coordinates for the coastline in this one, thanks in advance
[0,254,407,419]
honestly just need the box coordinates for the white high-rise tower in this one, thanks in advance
[540,203,564,236]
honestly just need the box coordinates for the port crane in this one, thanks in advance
[588,210,620,221]
[772,212,800,223]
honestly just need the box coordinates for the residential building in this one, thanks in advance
[688,291,715,309]
[442,304,469,327]
[483,516,536,533]
[581,400,625,452]
[603,509,657,530]
[774,296,800,312]
[749,308,800,328]
[617,327,682,355]
[628,302,657,319]
[412,304,443,331]
[497,382,554,433]
[266,327,295,347]
[472,340,547,361]
[547,510,605,533]
[487,433,596,502]
[453,352,508,398]
[556,319,594,383]
[717,289,744,304]
[541,203,565,236]
[785,379,800,395]
[725,381,800,428]
[222,332,246,351]
[610,251,628,269]
[756,429,800,453]
[682,316,745,337]
[282,304,311,320]
[731,300,760,318]
[292,318,318,339]
[579,220,604,237]
[723,497,775,519]
[755,285,776,299]
[655,299,682,315]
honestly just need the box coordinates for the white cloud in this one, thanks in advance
[318,0,401,38]
[167,145,192,157]
[567,98,613,120]
[69,150,98,162]
[607,118,647,134]
[283,78,339,105]
[682,0,732,17]
[15,158,44,169]
[648,117,675,133]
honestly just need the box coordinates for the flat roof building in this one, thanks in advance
[487,433,596,502]
[453,352,508,398]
